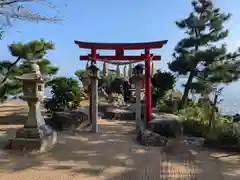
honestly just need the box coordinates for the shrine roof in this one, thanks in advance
[74,40,168,50]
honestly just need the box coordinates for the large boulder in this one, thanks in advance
[46,110,89,131]
[149,113,182,138]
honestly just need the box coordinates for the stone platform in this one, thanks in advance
[6,125,57,152]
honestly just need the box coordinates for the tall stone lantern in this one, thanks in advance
[87,64,100,133]
[7,62,56,152]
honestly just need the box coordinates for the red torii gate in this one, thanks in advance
[74,40,167,123]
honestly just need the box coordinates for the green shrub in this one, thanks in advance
[156,94,181,114]
[181,120,208,137]
[178,105,240,149]
[205,129,240,148]
[151,71,176,105]
[46,77,84,112]
[178,105,209,123]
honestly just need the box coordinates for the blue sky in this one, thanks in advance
[1,0,240,78]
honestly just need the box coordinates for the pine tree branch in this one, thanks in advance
[0,42,49,89]
[0,56,21,89]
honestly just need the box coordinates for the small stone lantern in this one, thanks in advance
[87,64,100,78]
[7,62,56,152]
[87,64,100,133]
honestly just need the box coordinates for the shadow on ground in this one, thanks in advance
[0,113,27,125]
[0,122,239,179]
[0,122,160,179]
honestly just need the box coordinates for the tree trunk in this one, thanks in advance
[181,70,195,108]
[181,28,199,108]
[209,93,218,129]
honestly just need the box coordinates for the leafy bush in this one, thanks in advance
[178,105,209,136]
[156,93,181,114]
[151,71,176,105]
[178,104,240,149]
[46,77,84,112]
[204,116,240,147]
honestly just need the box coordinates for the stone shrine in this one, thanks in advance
[7,62,56,152]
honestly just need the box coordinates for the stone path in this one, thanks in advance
[0,101,239,179]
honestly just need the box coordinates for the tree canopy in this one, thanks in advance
[0,39,58,101]
[46,77,82,110]
[151,70,176,104]
[168,0,240,107]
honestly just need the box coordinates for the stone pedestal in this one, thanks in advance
[7,100,57,152]
[8,124,57,152]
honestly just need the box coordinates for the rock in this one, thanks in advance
[104,106,135,120]
[46,110,88,131]
[149,113,182,138]
[137,129,168,146]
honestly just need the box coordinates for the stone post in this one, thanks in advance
[133,75,143,134]
[25,101,45,128]
[88,64,100,133]
[90,76,98,132]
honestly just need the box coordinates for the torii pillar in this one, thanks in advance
[74,41,168,124]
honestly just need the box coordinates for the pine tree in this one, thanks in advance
[0,39,59,101]
[168,0,240,107]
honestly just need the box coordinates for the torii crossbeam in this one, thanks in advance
[74,40,168,123]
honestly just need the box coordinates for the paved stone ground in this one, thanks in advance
[0,101,239,180]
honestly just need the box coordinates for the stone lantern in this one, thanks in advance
[87,64,100,133]
[7,62,56,152]
[88,64,100,78]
